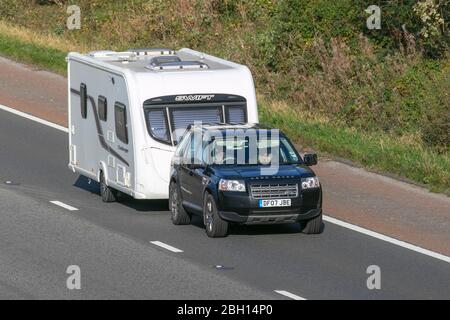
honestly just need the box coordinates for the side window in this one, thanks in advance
[226,105,246,124]
[80,83,87,119]
[175,132,191,157]
[146,108,170,143]
[98,96,107,121]
[181,136,192,164]
[192,132,204,164]
[114,102,128,144]
[189,133,195,161]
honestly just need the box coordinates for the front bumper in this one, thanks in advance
[217,188,322,224]
[219,208,322,225]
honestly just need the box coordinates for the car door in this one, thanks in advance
[188,135,207,208]
[180,132,206,211]
[178,134,194,203]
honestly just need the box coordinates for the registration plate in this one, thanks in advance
[259,199,291,208]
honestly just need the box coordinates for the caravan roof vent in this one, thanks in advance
[146,58,209,71]
[147,55,181,66]
[128,48,175,56]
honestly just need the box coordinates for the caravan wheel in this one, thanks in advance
[100,171,117,203]
[169,182,191,225]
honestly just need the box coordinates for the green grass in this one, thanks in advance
[260,105,450,195]
[0,26,448,196]
[0,32,66,74]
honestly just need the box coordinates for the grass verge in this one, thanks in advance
[0,27,448,196]
[0,32,66,74]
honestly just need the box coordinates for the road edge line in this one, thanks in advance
[0,103,68,133]
[1,102,449,264]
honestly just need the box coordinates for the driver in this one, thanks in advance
[258,153,272,165]
[214,147,225,164]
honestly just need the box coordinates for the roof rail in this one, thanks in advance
[88,51,137,62]
[88,50,116,58]
[127,48,175,56]
[146,60,209,71]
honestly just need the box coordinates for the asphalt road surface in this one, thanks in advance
[0,108,449,299]
[1,56,449,257]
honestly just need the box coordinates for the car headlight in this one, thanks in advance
[301,177,320,189]
[219,179,246,192]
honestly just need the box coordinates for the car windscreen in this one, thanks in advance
[205,133,302,166]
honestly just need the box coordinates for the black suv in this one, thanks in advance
[169,124,323,237]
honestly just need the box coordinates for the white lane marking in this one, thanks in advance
[274,290,306,300]
[323,215,450,264]
[150,241,183,253]
[1,102,449,264]
[0,104,68,133]
[50,201,78,211]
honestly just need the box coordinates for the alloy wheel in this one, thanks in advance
[205,200,213,232]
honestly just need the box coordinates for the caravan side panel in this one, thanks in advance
[68,60,135,195]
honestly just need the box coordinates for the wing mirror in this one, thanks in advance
[303,153,318,166]
[189,162,205,170]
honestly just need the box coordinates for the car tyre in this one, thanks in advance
[300,213,323,234]
[169,181,191,225]
[100,171,117,203]
[204,193,228,238]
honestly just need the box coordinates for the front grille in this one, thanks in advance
[250,183,298,199]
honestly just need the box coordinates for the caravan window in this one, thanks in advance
[114,102,128,144]
[98,96,107,121]
[170,107,223,142]
[226,105,246,124]
[145,109,170,143]
[143,95,248,146]
[80,83,87,119]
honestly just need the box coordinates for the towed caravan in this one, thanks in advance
[67,48,258,201]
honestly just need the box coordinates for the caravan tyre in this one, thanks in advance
[100,171,117,203]
[169,181,191,225]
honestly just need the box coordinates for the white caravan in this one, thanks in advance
[67,48,258,200]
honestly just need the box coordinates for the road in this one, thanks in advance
[1,56,449,256]
[0,107,449,299]
[0,56,449,299]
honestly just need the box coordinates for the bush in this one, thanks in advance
[423,107,450,153]
[0,0,448,173]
